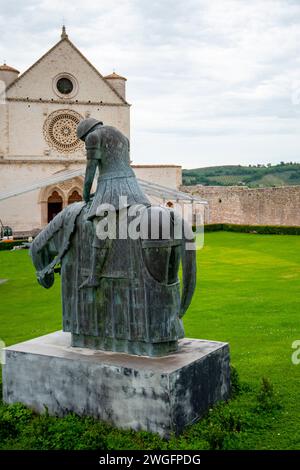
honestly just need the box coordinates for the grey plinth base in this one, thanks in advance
[2,331,230,437]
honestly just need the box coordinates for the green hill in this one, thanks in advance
[182,163,300,187]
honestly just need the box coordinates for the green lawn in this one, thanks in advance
[0,232,300,449]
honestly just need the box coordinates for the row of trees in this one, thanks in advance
[183,162,300,186]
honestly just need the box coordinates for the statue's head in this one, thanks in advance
[77,118,103,141]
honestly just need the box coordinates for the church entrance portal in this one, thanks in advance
[47,191,63,222]
[40,179,84,227]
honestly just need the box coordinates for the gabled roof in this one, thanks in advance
[6,31,128,105]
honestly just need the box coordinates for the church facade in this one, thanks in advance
[0,28,181,235]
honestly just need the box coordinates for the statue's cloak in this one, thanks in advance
[30,202,185,355]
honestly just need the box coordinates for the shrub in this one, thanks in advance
[224,224,300,235]
[230,366,242,397]
[194,224,300,235]
[0,241,25,251]
[256,377,282,412]
[19,413,107,450]
[203,224,224,232]
[0,403,33,440]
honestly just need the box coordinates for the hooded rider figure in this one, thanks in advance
[30,118,196,356]
[76,118,150,288]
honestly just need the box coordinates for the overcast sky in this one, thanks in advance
[1,0,300,168]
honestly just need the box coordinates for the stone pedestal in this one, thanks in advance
[2,331,230,437]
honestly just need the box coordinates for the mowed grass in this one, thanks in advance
[0,232,300,449]
[0,250,61,346]
[185,232,300,449]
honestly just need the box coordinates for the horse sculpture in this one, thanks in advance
[30,121,196,356]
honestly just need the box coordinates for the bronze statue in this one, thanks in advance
[30,120,196,356]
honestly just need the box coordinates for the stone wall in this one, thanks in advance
[181,185,300,226]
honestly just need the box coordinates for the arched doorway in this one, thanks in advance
[47,191,63,222]
[68,190,82,204]
[39,177,84,227]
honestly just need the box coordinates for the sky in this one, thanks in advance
[1,0,300,168]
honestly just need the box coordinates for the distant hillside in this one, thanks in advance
[182,163,300,187]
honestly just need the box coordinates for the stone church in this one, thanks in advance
[0,27,182,234]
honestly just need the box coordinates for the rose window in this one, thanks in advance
[43,110,83,153]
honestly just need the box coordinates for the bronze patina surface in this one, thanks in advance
[30,121,196,356]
